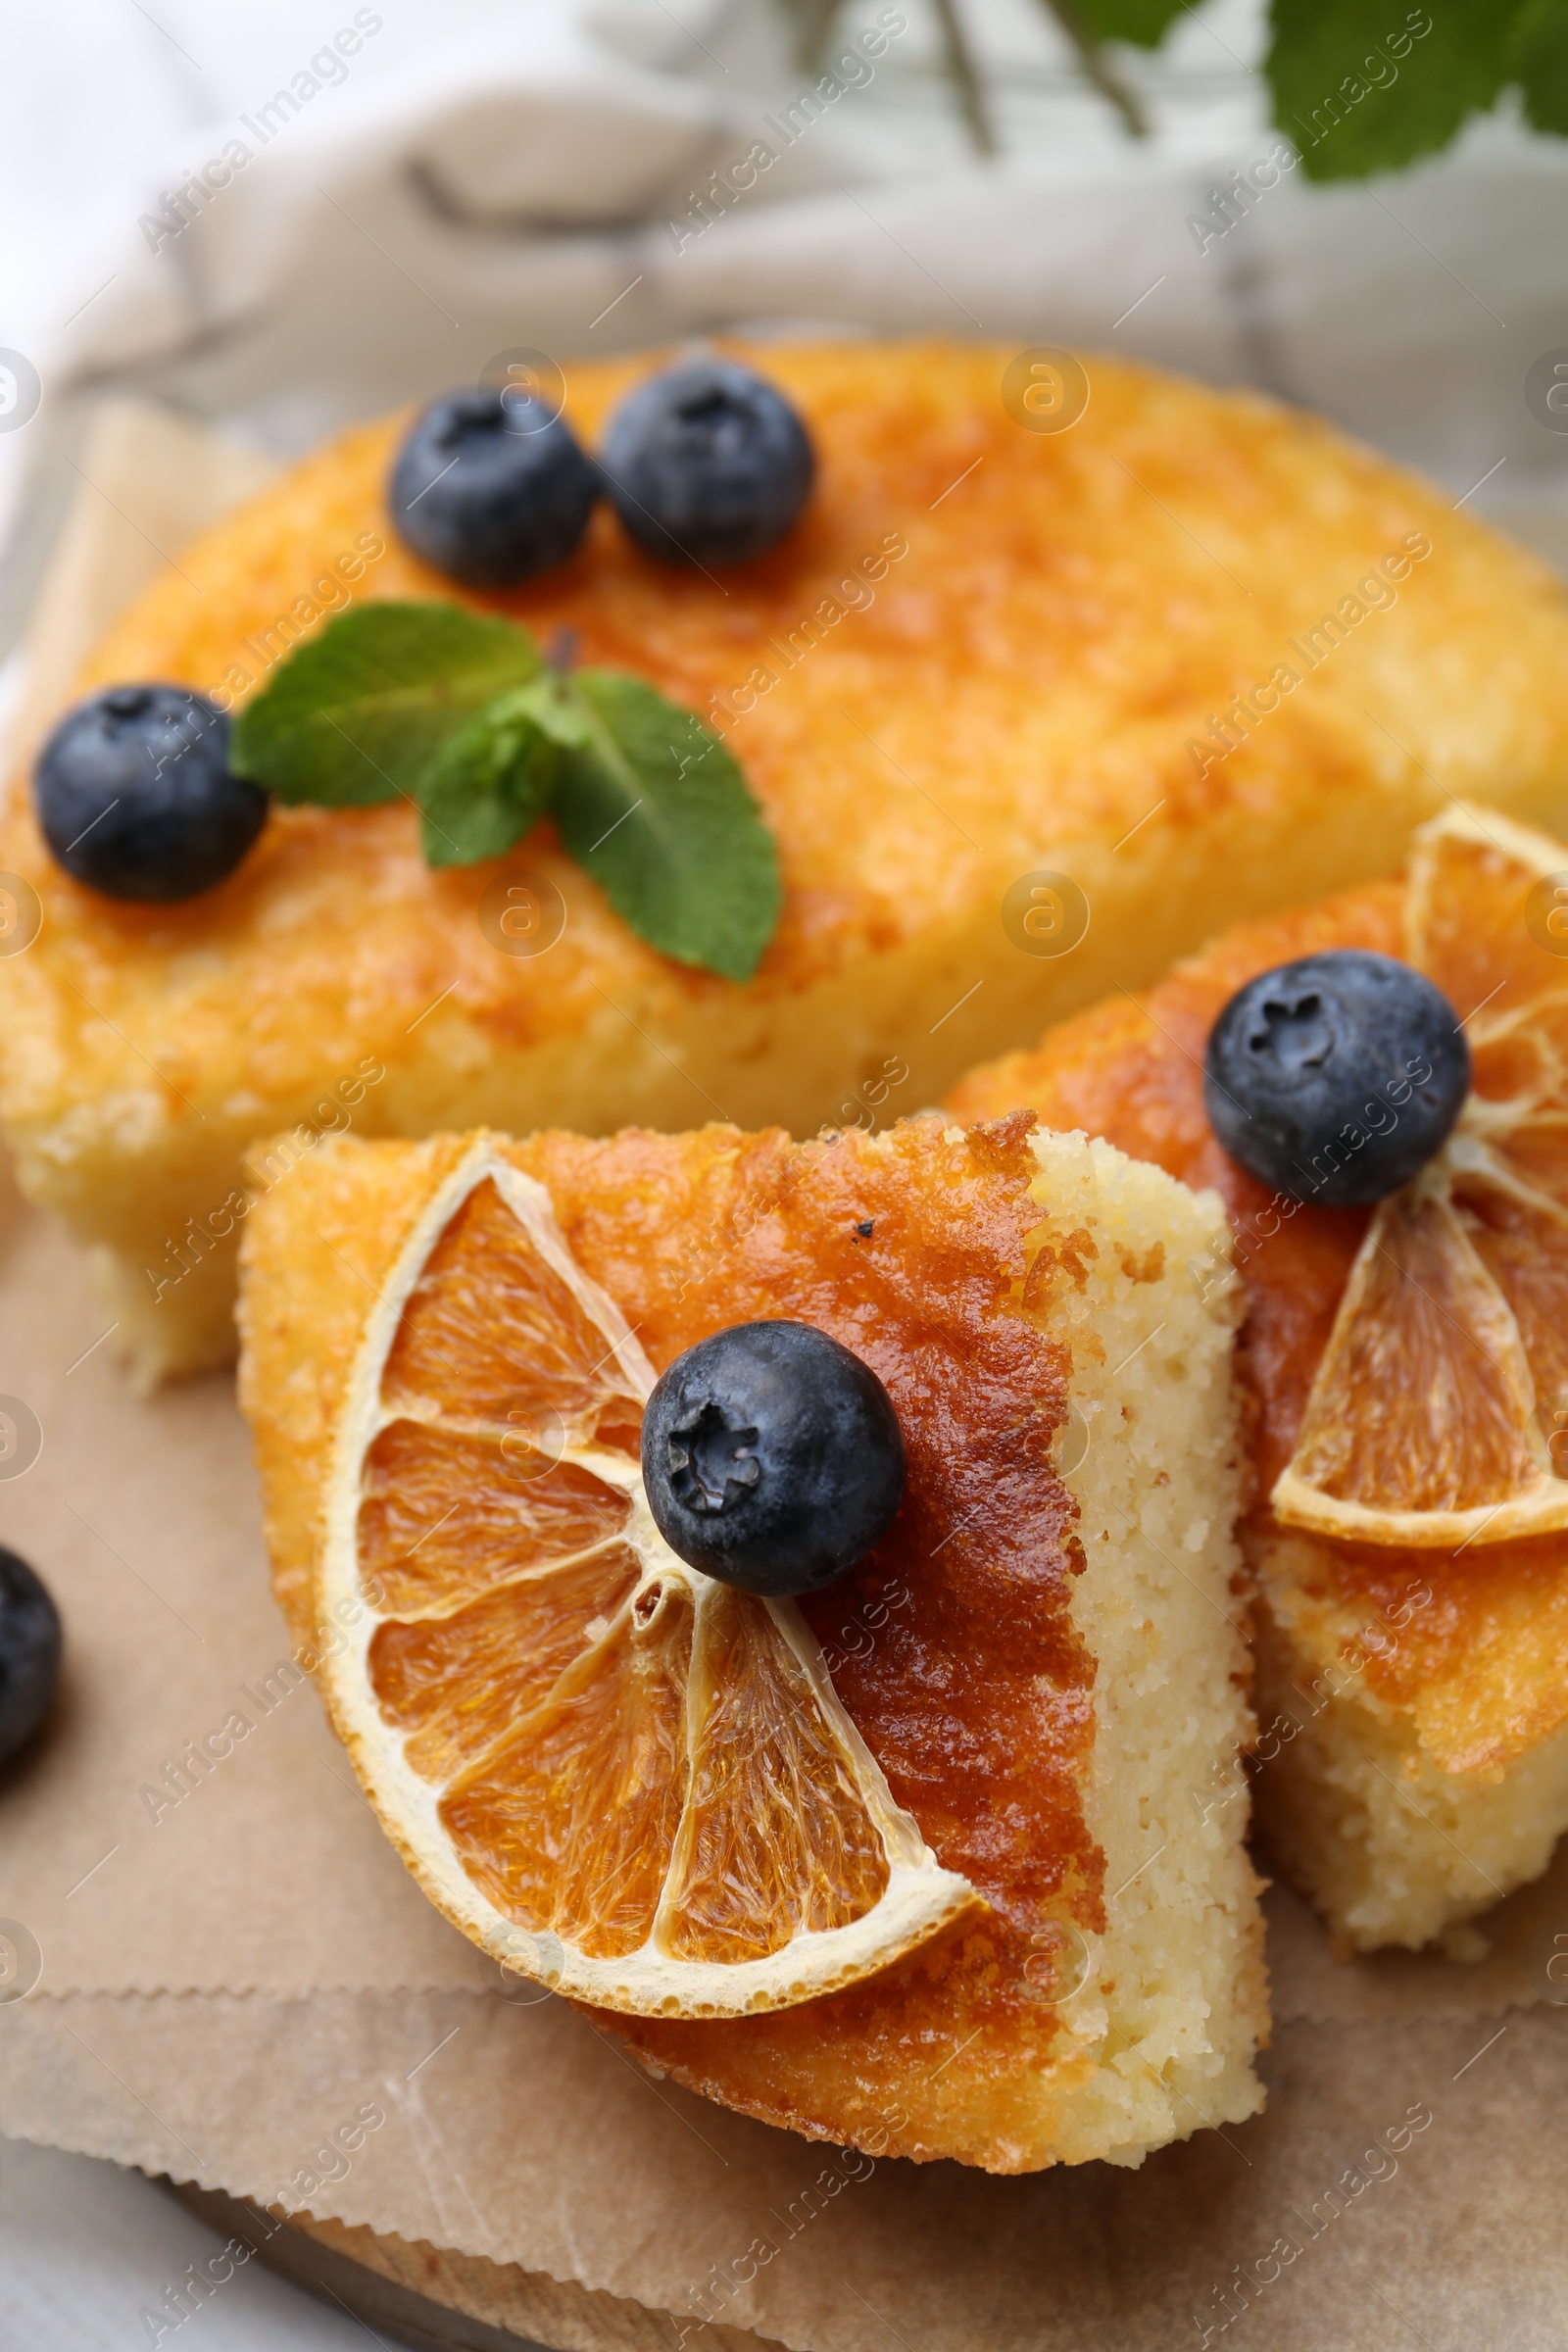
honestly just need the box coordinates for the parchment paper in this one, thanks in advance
[3,1990,1566,2350]
[2,402,1567,2352]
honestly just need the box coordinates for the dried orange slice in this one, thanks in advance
[315,1136,976,2016]
[1273,805,1568,1546]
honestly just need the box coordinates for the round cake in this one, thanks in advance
[4,339,1568,1384]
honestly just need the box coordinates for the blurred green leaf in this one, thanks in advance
[1073,0,1186,46]
[1510,0,1568,130]
[1266,0,1518,181]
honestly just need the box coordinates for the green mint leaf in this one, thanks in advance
[554,674,781,983]
[1509,0,1568,131]
[416,672,592,867]
[1265,1,1516,182]
[501,671,598,752]
[229,602,541,807]
[227,599,785,978]
[415,690,562,869]
[1072,0,1186,48]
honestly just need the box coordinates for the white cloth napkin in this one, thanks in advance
[1,0,1565,654]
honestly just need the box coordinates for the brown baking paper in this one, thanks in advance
[3,1991,1567,2350]
[3,401,1568,2352]
[0,1161,494,1996]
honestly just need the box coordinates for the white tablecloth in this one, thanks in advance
[0,2136,373,2349]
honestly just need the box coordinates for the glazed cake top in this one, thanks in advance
[237,1108,1252,2170]
[5,340,1568,1129]
[949,882,1568,1781]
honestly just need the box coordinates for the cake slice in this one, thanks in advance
[9,339,1568,1386]
[949,807,1568,1953]
[237,1110,1264,2170]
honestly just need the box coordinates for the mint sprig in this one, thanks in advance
[229,604,781,982]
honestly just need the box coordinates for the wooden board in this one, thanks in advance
[165,2180,784,2352]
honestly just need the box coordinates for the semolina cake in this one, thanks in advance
[7,341,1568,1387]
[949,806,1568,1952]
[237,1109,1264,2170]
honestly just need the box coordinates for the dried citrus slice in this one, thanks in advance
[315,1136,976,2016]
[1272,805,1568,1545]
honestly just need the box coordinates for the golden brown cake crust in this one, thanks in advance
[948,883,1405,1492]
[238,1114,1260,2170]
[948,885,1568,1782]
[239,1118,1099,2166]
[8,339,1568,1137]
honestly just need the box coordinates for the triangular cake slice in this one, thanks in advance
[238,1110,1264,2171]
[949,822,1568,1955]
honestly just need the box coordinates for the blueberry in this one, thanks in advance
[641,1321,906,1597]
[600,361,814,568]
[34,686,267,902]
[1204,950,1470,1207]
[389,389,598,587]
[0,1546,61,1769]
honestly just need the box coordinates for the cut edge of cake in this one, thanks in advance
[1250,1529,1568,1955]
[1007,1127,1265,2166]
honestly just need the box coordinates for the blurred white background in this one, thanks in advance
[3,0,1567,2340]
[1,2138,377,2348]
[3,0,1568,670]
